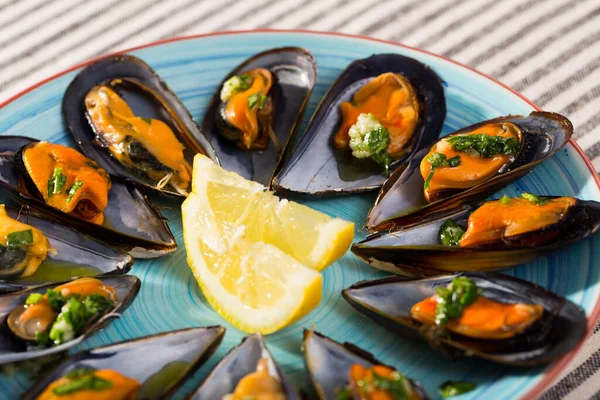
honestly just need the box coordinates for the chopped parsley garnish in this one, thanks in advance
[35,331,50,347]
[65,368,96,379]
[6,229,33,249]
[337,370,409,400]
[364,126,390,154]
[439,220,466,246]
[239,74,252,89]
[47,167,66,197]
[521,192,547,205]
[53,369,113,395]
[66,180,84,203]
[220,75,252,102]
[46,289,68,312]
[424,152,461,190]
[446,134,520,158]
[362,125,394,174]
[348,114,394,175]
[247,93,260,109]
[364,125,392,175]
[435,276,479,326]
[25,293,43,305]
[49,298,85,345]
[140,117,152,125]
[258,94,267,110]
[500,194,511,205]
[372,152,394,176]
[82,294,114,315]
[335,387,353,400]
[371,371,409,399]
[438,381,477,398]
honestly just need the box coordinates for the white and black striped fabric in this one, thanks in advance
[0,0,599,398]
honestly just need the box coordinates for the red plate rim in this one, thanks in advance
[0,29,598,398]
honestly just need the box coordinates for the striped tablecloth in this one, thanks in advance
[1,0,599,398]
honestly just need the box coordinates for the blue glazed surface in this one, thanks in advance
[0,32,599,399]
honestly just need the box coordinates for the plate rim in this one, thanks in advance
[1,28,598,399]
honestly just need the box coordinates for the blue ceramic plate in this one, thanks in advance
[1,31,599,400]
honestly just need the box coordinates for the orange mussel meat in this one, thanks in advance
[334,72,419,159]
[36,369,140,400]
[459,196,576,248]
[224,68,274,150]
[411,294,543,340]
[21,142,111,225]
[419,122,522,202]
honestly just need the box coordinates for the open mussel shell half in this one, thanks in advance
[0,205,133,293]
[202,47,317,186]
[353,197,600,276]
[189,333,299,399]
[272,53,445,196]
[367,112,573,231]
[0,275,140,364]
[303,330,429,399]
[63,54,218,197]
[342,273,587,366]
[0,136,177,258]
[23,326,225,400]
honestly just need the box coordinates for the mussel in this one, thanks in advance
[0,276,139,364]
[0,136,177,258]
[16,141,112,225]
[63,54,218,197]
[367,112,573,231]
[272,53,445,196]
[0,204,54,281]
[303,329,429,399]
[7,277,120,343]
[0,204,132,292]
[342,273,587,366]
[22,326,225,400]
[353,194,600,276]
[202,47,317,186]
[189,333,299,399]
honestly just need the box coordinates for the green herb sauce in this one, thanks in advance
[47,167,67,197]
[446,134,520,157]
[439,220,466,246]
[66,180,84,204]
[437,381,476,398]
[521,192,547,205]
[435,276,479,326]
[6,229,33,249]
[53,369,113,395]
[424,152,461,190]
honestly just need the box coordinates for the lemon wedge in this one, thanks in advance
[182,155,354,333]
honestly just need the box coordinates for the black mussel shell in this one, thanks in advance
[63,54,218,198]
[342,273,587,366]
[23,326,225,400]
[303,330,429,400]
[353,197,600,276]
[0,275,140,364]
[272,53,446,196]
[367,112,573,231]
[1,136,177,258]
[189,333,299,399]
[0,205,132,293]
[202,47,317,186]
[0,246,26,280]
